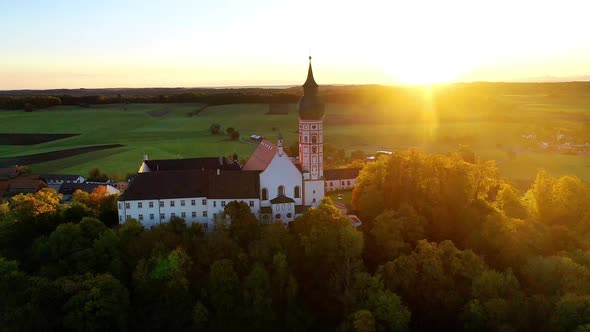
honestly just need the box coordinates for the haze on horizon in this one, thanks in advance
[1,0,589,90]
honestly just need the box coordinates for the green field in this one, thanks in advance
[1,97,589,183]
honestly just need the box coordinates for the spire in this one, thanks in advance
[277,132,284,156]
[303,56,318,88]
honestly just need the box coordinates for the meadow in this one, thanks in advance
[0,93,589,184]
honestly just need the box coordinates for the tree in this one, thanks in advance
[243,263,275,329]
[208,259,240,329]
[350,273,410,332]
[88,167,109,182]
[348,310,375,332]
[60,273,129,332]
[229,130,240,140]
[224,201,259,249]
[367,206,426,267]
[210,123,222,135]
[494,183,528,219]
[379,240,487,330]
[463,270,526,331]
[10,188,62,220]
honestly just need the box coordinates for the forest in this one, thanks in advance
[2,148,590,331]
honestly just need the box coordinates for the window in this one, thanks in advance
[304,136,308,143]
[118,203,121,209]
[287,213,292,218]
[249,200,254,207]
[170,201,175,207]
[202,199,207,205]
[312,146,317,153]
[221,201,226,207]
[138,202,142,209]
[139,214,143,221]
[181,212,186,219]
[160,213,165,220]
[330,182,333,187]
[125,202,130,209]
[171,213,176,218]
[202,223,208,230]
[213,201,217,207]
[313,190,316,194]
[191,199,196,206]
[159,201,164,207]
[150,214,154,220]
[312,135,317,143]
[342,181,345,185]
[149,201,154,208]
[312,198,316,203]
[275,214,281,219]
[294,186,300,198]
[119,215,122,222]
[278,185,285,196]
[347,180,351,185]
[192,211,197,218]
[261,188,268,200]
[181,200,185,206]
[203,211,208,217]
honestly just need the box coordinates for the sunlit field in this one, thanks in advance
[1,93,589,183]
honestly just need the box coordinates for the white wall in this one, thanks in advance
[325,178,357,192]
[303,179,325,207]
[271,202,296,222]
[259,150,303,207]
[118,197,260,230]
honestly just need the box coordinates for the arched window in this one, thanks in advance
[304,136,308,143]
[261,188,268,200]
[294,186,301,198]
[278,185,285,196]
[312,135,317,143]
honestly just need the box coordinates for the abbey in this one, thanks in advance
[117,58,359,228]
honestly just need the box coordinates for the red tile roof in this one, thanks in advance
[242,140,278,171]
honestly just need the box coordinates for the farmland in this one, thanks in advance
[0,90,589,184]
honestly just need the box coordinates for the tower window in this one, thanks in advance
[312,135,317,143]
[262,188,268,200]
[312,146,317,153]
[278,185,285,196]
[294,186,301,198]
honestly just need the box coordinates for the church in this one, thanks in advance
[117,58,359,228]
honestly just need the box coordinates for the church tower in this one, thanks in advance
[298,56,325,207]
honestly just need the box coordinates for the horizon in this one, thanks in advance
[2,0,590,90]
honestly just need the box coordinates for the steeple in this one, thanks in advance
[298,56,324,120]
[303,56,318,88]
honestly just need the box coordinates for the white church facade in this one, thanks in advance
[118,57,357,228]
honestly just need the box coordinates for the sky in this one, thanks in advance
[1,0,589,89]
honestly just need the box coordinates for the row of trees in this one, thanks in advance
[2,148,590,331]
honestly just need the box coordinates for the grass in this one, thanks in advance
[327,190,353,205]
[0,96,589,183]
